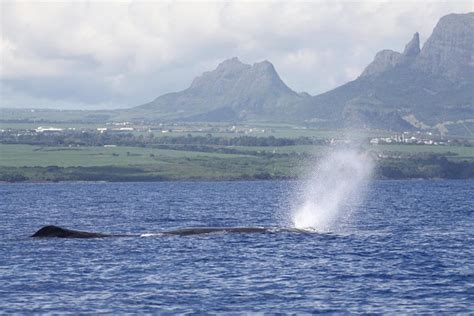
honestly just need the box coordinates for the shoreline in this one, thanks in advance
[1,177,473,184]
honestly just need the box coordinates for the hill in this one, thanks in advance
[126,57,309,122]
[295,12,474,134]
[3,13,473,136]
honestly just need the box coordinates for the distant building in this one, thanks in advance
[115,127,134,131]
[35,126,63,133]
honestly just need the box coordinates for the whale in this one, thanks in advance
[31,225,297,238]
[31,225,131,238]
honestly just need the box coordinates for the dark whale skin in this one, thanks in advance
[162,227,272,236]
[31,225,305,238]
[31,225,117,238]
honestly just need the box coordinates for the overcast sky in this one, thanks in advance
[1,0,472,109]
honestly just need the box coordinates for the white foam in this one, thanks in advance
[140,233,162,237]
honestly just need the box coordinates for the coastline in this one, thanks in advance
[1,173,473,183]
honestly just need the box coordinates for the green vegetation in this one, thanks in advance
[0,144,300,182]
[369,144,474,161]
[1,141,474,182]
[0,144,262,167]
[1,123,474,182]
[377,156,474,179]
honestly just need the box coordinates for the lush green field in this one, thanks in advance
[4,143,473,168]
[0,144,249,167]
[0,144,301,181]
[370,144,474,161]
[232,143,474,161]
[1,142,474,181]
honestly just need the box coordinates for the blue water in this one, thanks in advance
[1,181,473,313]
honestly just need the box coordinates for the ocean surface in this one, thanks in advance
[1,180,473,313]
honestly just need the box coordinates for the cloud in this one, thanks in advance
[0,0,472,109]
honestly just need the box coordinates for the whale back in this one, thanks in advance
[31,225,307,238]
[162,227,272,236]
[31,225,109,238]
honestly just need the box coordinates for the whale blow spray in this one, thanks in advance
[292,148,373,232]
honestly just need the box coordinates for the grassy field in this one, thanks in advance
[2,142,474,168]
[368,144,474,161]
[0,144,301,181]
[0,144,251,167]
[1,142,474,181]
[232,143,474,161]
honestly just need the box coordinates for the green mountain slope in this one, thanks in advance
[126,57,309,122]
[4,13,472,136]
[296,12,473,134]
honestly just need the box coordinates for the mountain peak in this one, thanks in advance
[252,60,278,75]
[217,57,245,67]
[414,12,474,80]
[359,49,403,77]
[214,57,250,72]
[307,12,474,134]
[403,32,420,57]
[137,57,307,121]
[253,60,273,67]
[360,31,423,78]
[360,11,473,80]
[133,13,473,133]
[190,57,249,90]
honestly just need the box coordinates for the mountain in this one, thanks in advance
[126,12,473,135]
[359,32,420,77]
[129,57,309,122]
[297,12,473,134]
[414,13,473,81]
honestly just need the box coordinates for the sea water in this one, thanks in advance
[0,181,473,313]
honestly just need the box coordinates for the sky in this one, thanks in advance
[1,0,472,110]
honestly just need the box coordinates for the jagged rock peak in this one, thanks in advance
[253,60,273,68]
[360,49,403,77]
[136,56,306,121]
[189,57,249,89]
[403,32,420,57]
[252,60,278,74]
[216,57,249,70]
[415,12,474,80]
[361,30,423,78]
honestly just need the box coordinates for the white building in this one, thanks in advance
[35,126,63,133]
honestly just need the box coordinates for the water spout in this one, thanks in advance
[292,148,373,232]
